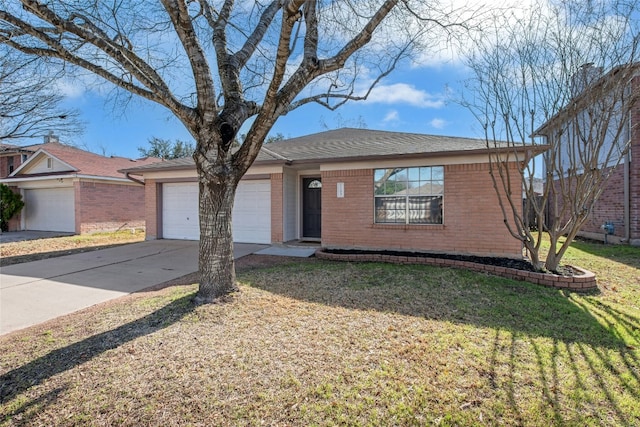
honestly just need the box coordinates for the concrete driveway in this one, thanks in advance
[0,240,266,335]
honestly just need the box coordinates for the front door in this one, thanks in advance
[302,177,322,239]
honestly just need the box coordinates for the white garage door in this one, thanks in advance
[24,188,75,232]
[233,180,271,244]
[162,182,199,240]
[162,180,271,244]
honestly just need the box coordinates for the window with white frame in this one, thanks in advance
[374,166,443,224]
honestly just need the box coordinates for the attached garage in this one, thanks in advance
[24,187,75,232]
[161,180,271,244]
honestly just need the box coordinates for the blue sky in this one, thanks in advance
[55,59,479,159]
[18,0,637,159]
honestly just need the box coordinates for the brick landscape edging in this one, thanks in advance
[315,249,598,292]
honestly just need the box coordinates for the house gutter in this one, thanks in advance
[125,172,146,186]
[260,146,293,164]
[0,174,136,184]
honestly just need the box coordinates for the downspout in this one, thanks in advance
[125,172,145,186]
[624,116,631,243]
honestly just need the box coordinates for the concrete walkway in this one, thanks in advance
[0,240,266,335]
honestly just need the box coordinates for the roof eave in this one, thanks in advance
[120,158,289,175]
[287,145,547,165]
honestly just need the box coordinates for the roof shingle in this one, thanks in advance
[10,142,160,179]
[120,128,537,174]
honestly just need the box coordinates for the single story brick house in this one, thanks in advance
[1,141,159,234]
[122,128,542,258]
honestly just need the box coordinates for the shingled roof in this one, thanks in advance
[121,128,538,174]
[263,128,504,161]
[5,142,160,180]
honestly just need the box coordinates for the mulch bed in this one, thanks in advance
[324,248,536,271]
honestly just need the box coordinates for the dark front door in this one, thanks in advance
[302,177,322,239]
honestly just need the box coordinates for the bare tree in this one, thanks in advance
[0,1,473,302]
[0,50,82,141]
[462,0,639,272]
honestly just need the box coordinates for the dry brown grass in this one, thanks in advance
[0,231,145,266]
[1,247,638,426]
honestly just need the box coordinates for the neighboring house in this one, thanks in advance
[122,128,542,259]
[0,143,34,178]
[0,140,159,234]
[536,64,639,245]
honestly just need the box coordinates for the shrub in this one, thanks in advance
[0,183,24,231]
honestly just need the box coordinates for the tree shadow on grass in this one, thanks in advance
[240,261,631,350]
[242,260,640,425]
[0,294,195,406]
[569,238,640,270]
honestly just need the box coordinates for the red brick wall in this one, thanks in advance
[630,76,640,242]
[321,163,523,258]
[75,181,146,234]
[579,165,626,236]
[0,155,22,178]
[564,75,640,243]
[270,173,283,243]
[144,179,159,240]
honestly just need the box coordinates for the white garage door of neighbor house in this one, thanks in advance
[24,188,75,232]
[162,180,271,244]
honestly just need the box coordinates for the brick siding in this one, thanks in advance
[0,155,22,178]
[580,165,626,236]
[270,173,283,243]
[75,181,146,234]
[554,75,639,243]
[144,179,159,240]
[321,163,523,258]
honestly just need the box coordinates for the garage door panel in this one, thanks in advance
[162,183,199,240]
[233,181,270,243]
[24,188,75,232]
[162,180,271,244]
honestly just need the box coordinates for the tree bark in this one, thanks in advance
[195,165,239,303]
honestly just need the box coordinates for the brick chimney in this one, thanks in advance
[44,131,59,143]
[571,63,603,96]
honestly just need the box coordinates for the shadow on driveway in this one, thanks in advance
[0,240,266,335]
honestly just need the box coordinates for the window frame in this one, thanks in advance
[373,166,444,225]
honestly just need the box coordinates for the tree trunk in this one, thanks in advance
[196,172,239,303]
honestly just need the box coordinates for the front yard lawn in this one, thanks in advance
[1,239,638,426]
[0,230,145,267]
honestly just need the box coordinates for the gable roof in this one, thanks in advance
[4,142,160,180]
[121,128,544,174]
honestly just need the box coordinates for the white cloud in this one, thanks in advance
[366,83,444,108]
[383,110,400,122]
[55,79,86,98]
[409,0,543,69]
[54,72,113,99]
[429,118,448,129]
